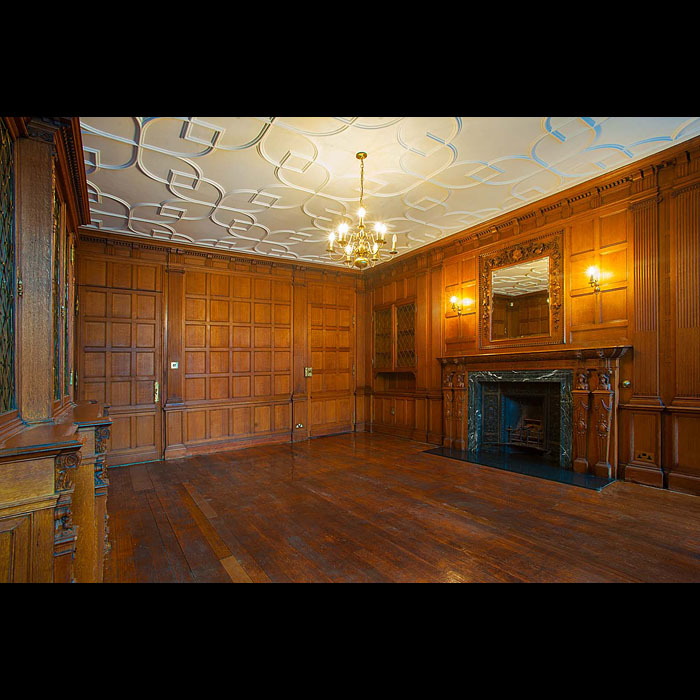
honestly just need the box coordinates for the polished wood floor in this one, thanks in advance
[104,433,700,583]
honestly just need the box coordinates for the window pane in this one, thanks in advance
[0,119,16,413]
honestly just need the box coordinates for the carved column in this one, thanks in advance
[592,368,614,478]
[453,367,467,451]
[94,423,111,580]
[572,367,591,473]
[53,449,80,583]
[441,361,454,448]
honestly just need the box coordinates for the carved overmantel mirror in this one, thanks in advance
[479,230,564,349]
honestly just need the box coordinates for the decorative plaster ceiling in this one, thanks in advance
[79,116,700,267]
[492,258,549,296]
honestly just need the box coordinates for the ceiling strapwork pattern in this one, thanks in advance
[80,116,700,267]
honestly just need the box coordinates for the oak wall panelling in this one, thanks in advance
[665,157,700,494]
[306,275,356,437]
[367,260,443,444]
[177,260,294,452]
[76,233,362,461]
[360,134,700,495]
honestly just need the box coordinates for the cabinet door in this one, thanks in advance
[374,307,393,370]
[0,514,30,583]
[395,301,416,369]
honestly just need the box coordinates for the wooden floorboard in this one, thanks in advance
[103,433,700,583]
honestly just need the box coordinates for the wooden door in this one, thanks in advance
[307,282,355,437]
[78,284,163,466]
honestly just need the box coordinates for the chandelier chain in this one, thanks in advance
[359,156,364,208]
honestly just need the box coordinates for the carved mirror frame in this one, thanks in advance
[478,230,564,349]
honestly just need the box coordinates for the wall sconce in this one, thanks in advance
[449,296,472,317]
[587,266,601,294]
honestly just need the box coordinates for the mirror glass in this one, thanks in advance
[490,257,550,340]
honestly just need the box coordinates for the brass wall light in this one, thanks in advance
[449,296,471,317]
[587,265,601,294]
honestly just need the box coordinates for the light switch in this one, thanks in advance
[170,361,179,369]
[304,367,313,377]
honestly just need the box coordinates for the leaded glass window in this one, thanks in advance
[52,166,61,400]
[0,119,16,414]
[64,236,71,396]
[396,302,416,368]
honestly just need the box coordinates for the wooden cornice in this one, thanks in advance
[4,117,92,229]
[367,133,700,281]
[62,118,91,226]
[77,227,363,278]
[1,117,28,139]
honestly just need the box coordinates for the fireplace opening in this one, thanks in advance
[481,381,561,462]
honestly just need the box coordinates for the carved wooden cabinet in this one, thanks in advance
[0,402,111,583]
[373,300,417,372]
[57,402,111,582]
[0,423,82,582]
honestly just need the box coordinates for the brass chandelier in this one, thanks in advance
[326,151,397,269]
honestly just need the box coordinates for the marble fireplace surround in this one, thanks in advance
[467,369,572,467]
[439,346,631,478]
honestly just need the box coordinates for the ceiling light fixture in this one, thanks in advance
[326,152,396,269]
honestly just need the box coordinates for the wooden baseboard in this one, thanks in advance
[624,462,664,488]
[165,432,292,459]
[371,423,414,440]
[667,471,700,496]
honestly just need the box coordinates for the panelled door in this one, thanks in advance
[78,259,164,466]
[307,281,355,437]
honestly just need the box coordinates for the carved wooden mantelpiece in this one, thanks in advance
[439,346,631,478]
[440,346,630,367]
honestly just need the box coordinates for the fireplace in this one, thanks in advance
[467,370,573,468]
[438,347,630,484]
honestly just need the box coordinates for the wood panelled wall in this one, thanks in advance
[75,135,700,496]
[78,251,164,465]
[75,235,361,464]
[364,135,700,496]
